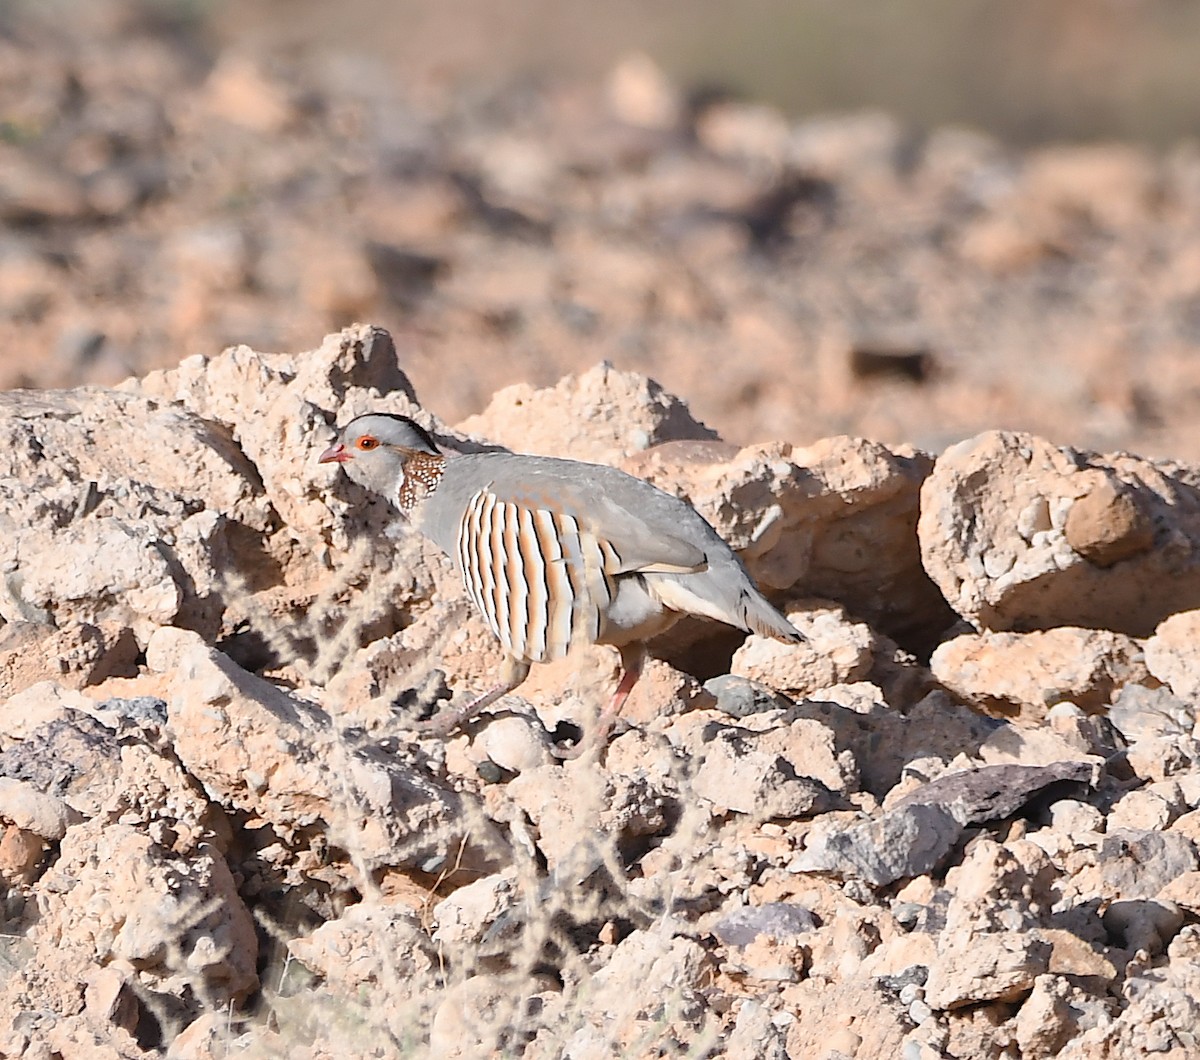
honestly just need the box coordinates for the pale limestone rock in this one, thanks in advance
[805,906,895,983]
[1036,928,1117,981]
[83,967,139,1038]
[930,626,1148,721]
[960,143,1156,277]
[780,979,910,1059]
[731,602,875,698]
[504,761,673,874]
[1014,975,1082,1058]
[1109,684,1194,743]
[790,802,962,886]
[687,726,831,818]
[102,734,226,852]
[612,656,716,727]
[164,1012,229,1060]
[1022,143,1159,231]
[585,929,713,1022]
[287,902,436,994]
[0,777,81,839]
[0,679,89,742]
[668,704,859,814]
[807,680,891,715]
[0,387,266,528]
[432,871,519,949]
[430,973,560,1060]
[925,931,1051,1010]
[623,434,952,650]
[1171,809,1200,850]
[33,820,257,1004]
[695,101,791,168]
[0,823,45,884]
[200,54,300,134]
[724,999,788,1060]
[900,1039,946,1060]
[0,621,138,700]
[319,533,477,703]
[858,929,938,980]
[719,933,809,984]
[147,627,504,873]
[853,689,999,799]
[977,720,1108,770]
[457,361,717,464]
[1048,799,1106,837]
[920,431,1200,635]
[11,323,1200,1054]
[0,384,275,642]
[1158,872,1200,920]
[515,650,713,733]
[600,726,686,784]
[8,517,181,635]
[942,839,1054,935]
[4,1006,145,1060]
[1146,609,1200,701]
[0,941,88,1053]
[470,714,555,773]
[789,111,905,182]
[1126,734,1200,782]
[1061,927,1200,1057]
[1065,829,1199,902]
[1108,787,1183,832]
[605,53,682,131]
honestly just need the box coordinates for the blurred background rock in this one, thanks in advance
[225,0,1200,147]
[4,0,1200,458]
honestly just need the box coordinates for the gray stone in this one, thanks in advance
[713,903,820,946]
[703,674,792,718]
[789,802,963,886]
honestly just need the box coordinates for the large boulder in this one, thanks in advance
[919,430,1200,635]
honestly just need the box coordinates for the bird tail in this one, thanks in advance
[645,570,805,644]
[740,588,805,643]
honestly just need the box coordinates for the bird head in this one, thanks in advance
[319,413,442,500]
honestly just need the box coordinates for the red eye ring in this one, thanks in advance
[357,436,380,451]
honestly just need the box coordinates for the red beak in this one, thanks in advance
[319,442,349,464]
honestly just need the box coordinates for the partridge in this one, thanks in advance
[320,413,802,750]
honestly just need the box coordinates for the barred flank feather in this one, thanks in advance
[459,489,621,663]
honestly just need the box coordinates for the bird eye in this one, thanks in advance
[357,436,380,451]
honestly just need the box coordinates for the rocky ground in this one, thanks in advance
[2,325,1200,1058]
[7,3,1200,1059]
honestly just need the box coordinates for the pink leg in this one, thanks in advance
[606,645,644,721]
[414,656,531,737]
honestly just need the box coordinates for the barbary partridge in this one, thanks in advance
[320,413,802,750]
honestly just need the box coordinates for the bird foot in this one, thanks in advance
[404,694,495,738]
[547,710,620,761]
[406,658,533,739]
[408,710,465,738]
[407,690,625,763]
